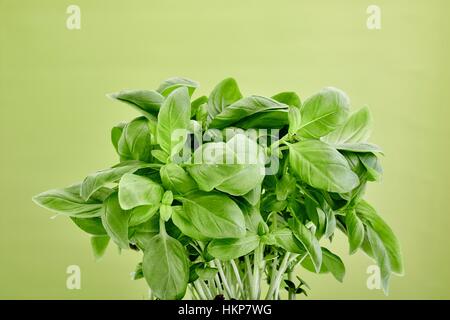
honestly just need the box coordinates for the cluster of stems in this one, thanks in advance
[185,249,304,300]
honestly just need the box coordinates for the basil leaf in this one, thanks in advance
[70,217,107,235]
[322,106,372,144]
[272,228,307,254]
[157,87,191,156]
[143,233,189,299]
[356,200,403,275]
[234,109,289,129]
[289,219,322,272]
[118,173,163,210]
[131,215,160,250]
[288,107,302,136]
[275,174,296,201]
[191,95,208,118]
[236,200,264,234]
[242,185,261,206]
[118,117,154,162]
[111,122,126,153]
[302,247,345,282]
[187,134,265,196]
[195,266,218,281]
[345,208,365,254]
[80,161,158,201]
[176,191,246,239]
[298,87,350,139]
[157,77,198,97]
[33,184,103,218]
[207,77,242,119]
[272,91,301,108]
[208,234,260,260]
[365,227,391,294]
[358,153,383,181]
[101,193,130,249]
[288,140,359,193]
[90,235,110,260]
[334,142,383,153]
[108,89,164,118]
[160,163,198,195]
[208,95,288,129]
[129,205,158,227]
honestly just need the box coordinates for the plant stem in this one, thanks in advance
[214,259,233,299]
[244,255,254,299]
[288,269,295,300]
[252,245,261,299]
[265,252,291,300]
[193,281,208,300]
[230,259,244,297]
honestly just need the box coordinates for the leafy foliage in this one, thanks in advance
[33,77,402,299]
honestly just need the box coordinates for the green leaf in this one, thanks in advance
[118,117,154,162]
[143,233,189,299]
[272,228,307,254]
[33,184,104,218]
[195,266,218,281]
[302,247,345,282]
[288,107,302,136]
[321,248,345,282]
[118,173,163,210]
[298,87,350,139]
[288,140,359,193]
[242,185,261,206]
[160,204,173,221]
[289,219,322,272]
[90,235,110,260]
[129,205,158,227]
[234,109,289,129]
[322,106,372,144]
[191,95,208,118]
[101,193,130,249]
[365,227,391,294]
[208,234,260,260]
[108,89,164,118]
[208,95,288,129]
[131,215,160,250]
[160,163,198,195]
[275,174,296,201]
[358,153,383,181]
[70,217,107,235]
[346,208,365,254]
[111,122,126,153]
[132,262,144,280]
[187,134,265,196]
[175,191,246,239]
[80,161,158,201]
[272,91,301,108]
[157,87,191,156]
[207,77,242,119]
[157,77,198,97]
[356,200,403,275]
[237,200,265,234]
[334,142,383,153]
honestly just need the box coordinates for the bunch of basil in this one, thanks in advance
[33,77,402,299]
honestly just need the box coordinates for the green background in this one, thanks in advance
[1,0,449,299]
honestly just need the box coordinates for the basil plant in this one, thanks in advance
[33,77,402,300]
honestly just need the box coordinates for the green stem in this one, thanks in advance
[245,255,254,299]
[230,259,244,297]
[214,259,233,299]
[193,281,207,300]
[266,252,291,300]
[288,269,295,300]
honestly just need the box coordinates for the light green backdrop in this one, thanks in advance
[1,0,449,299]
